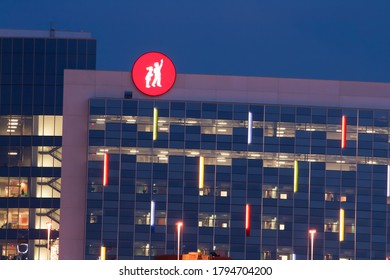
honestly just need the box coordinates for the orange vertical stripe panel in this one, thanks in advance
[341,115,347,149]
[103,153,109,186]
[245,204,250,236]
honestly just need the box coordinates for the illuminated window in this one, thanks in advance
[0,116,33,135]
[5,208,29,229]
[0,241,18,259]
[155,211,166,225]
[135,210,151,225]
[37,147,62,167]
[278,254,289,260]
[37,116,63,136]
[199,184,212,196]
[216,183,230,197]
[0,209,7,228]
[198,213,215,227]
[220,190,228,197]
[263,186,278,199]
[198,213,230,228]
[137,124,153,132]
[34,208,59,230]
[263,217,277,230]
[325,192,335,201]
[324,220,339,232]
[264,122,295,138]
[36,177,61,198]
[217,127,233,135]
[263,250,272,260]
[88,209,102,224]
[279,193,288,199]
[136,181,149,194]
[345,219,355,234]
[0,177,29,198]
[201,126,217,134]
[324,254,333,260]
[134,242,150,256]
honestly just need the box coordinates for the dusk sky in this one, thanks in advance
[1,0,389,82]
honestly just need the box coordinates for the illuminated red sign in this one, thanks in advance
[131,52,176,97]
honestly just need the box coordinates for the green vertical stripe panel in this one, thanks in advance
[294,160,298,193]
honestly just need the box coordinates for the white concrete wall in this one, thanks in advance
[59,69,390,259]
[64,69,390,110]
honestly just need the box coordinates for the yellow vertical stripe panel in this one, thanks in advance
[199,156,204,189]
[100,246,106,260]
[339,209,345,242]
[294,160,299,193]
[153,107,158,140]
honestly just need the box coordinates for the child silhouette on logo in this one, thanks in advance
[151,59,164,87]
[145,66,154,88]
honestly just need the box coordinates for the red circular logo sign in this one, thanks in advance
[131,52,176,97]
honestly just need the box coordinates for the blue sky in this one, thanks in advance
[1,0,390,82]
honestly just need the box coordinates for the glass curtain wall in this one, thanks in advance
[86,99,389,260]
[0,36,96,260]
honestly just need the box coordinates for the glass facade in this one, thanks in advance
[0,35,96,260]
[86,98,390,260]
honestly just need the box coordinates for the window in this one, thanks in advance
[136,180,150,194]
[0,209,7,228]
[0,177,29,198]
[198,213,215,227]
[324,219,339,233]
[1,208,29,229]
[324,254,333,260]
[36,177,61,198]
[0,240,18,260]
[198,213,230,228]
[216,182,230,197]
[263,185,278,199]
[262,250,272,260]
[134,242,150,256]
[345,219,355,234]
[135,210,151,225]
[0,116,33,135]
[155,211,166,225]
[325,192,335,201]
[37,147,62,167]
[37,116,63,136]
[88,209,102,224]
[263,217,277,230]
[34,208,59,230]
[280,193,288,199]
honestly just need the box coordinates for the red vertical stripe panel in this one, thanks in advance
[245,204,250,237]
[341,115,347,149]
[103,153,109,186]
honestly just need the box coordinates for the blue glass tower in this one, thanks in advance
[0,29,96,260]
